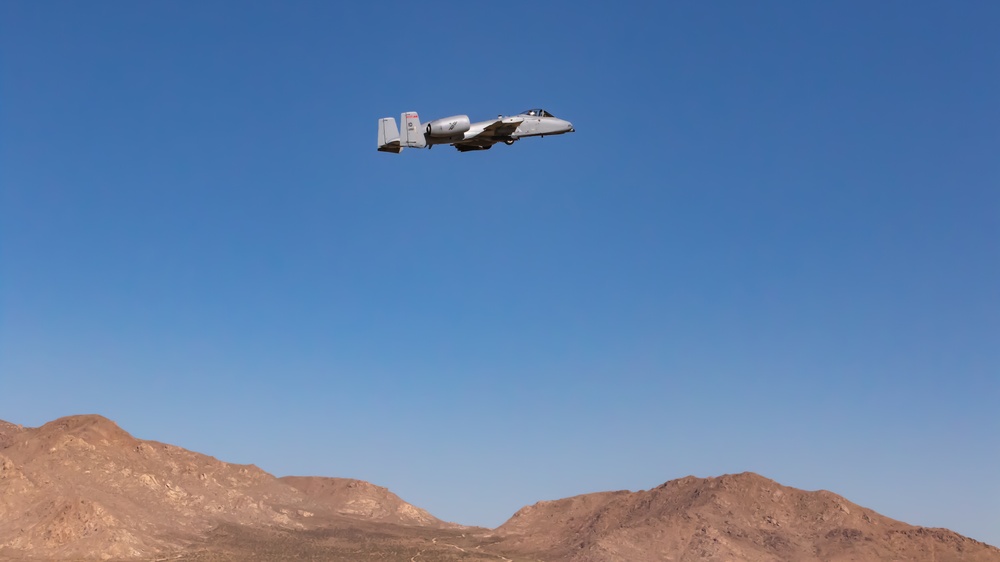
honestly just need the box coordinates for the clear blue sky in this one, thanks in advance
[2,0,998,546]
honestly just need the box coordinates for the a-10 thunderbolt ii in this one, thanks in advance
[377,109,575,153]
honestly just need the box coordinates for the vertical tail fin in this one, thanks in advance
[377,117,402,153]
[401,111,426,148]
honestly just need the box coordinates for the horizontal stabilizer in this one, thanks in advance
[377,117,402,153]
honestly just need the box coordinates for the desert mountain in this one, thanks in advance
[279,476,444,527]
[495,472,1000,562]
[1,414,997,561]
[0,415,453,560]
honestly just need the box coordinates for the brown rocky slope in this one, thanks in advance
[0,415,455,560]
[1,415,997,562]
[494,472,1000,562]
[279,476,447,527]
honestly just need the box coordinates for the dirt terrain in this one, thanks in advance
[1,415,997,561]
[493,473,1000,561]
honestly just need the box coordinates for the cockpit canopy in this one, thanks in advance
[520,109,555,117]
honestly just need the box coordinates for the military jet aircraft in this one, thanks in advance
[377,109,575,153]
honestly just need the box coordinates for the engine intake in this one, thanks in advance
[426,115,471,137]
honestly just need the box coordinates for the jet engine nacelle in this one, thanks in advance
[425,115,471,137]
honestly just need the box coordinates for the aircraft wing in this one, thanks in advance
[451,117,523,151]
[478,117,523,139]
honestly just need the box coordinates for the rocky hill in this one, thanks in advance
[0,415,453,560]
[495,472,1000,562]
[279,476,448,527]
[1,415,997,561]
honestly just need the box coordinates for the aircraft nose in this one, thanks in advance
[565,120,575,132]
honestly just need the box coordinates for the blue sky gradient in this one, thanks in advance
[2,1,998,545]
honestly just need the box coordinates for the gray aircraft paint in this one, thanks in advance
[377,109,574,153]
